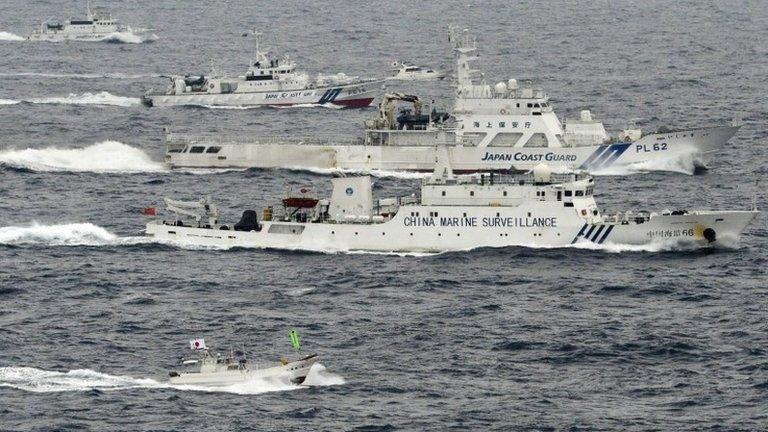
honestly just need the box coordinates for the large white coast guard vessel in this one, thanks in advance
[162,27,738,173]
[145,159,757,253]
[27,0,153,42]
[143,31,381,108]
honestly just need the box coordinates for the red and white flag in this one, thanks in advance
[189,338,206,350]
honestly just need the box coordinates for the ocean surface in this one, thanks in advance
[1,0,767,430]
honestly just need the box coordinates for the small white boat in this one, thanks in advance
[168,338,318,387]
[27,0,153,42]
[389,61,445,81]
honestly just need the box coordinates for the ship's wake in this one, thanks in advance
[0,141,164,173]
[0,31,25,41]
[98,32,159,44]
[0,364,343,395]
[591,150,702,176]
[0,223,151,247]
[0,92,140,107]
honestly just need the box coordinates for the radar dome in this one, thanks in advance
[494,81,508,94]
[507,78,518,90]
[533,163,552,183]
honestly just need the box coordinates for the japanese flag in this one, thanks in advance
[189,338,206,350]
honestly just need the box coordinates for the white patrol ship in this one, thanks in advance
[168,338,318,387]
[27,0,153,42]
[142,31,381,108]
[144,159,757,253]
[162,27,738,173]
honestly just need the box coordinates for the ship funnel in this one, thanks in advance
[580,110,593,122]
[533,164,552,184]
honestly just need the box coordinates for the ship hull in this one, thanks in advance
[164,126,737,172]
[27,29,149,42]
[146,206,756,253]
[169,355,317,387]
[144,82,379,108]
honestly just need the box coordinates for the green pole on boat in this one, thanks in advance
[289,329,301,352]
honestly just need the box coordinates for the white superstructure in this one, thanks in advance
[163,27,738,173]
[143,31,381,108]
[145,161,757,253]
[27,0,153,42]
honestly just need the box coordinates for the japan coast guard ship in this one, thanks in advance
[27,0,152,42]
[162,27,738,173]
[142,31,381,108]
[168,337,318,387]
[144,158,757,253]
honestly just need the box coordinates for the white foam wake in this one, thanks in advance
[0,31,24,41]
[24,91,140,107]
[0,141,164,172]
[0,223,149,247]
[98,32,149,44]
[0,98,20,105]
[591,151,700,176]
[0,364,343,395]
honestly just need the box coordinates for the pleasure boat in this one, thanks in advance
[143,31,381,108]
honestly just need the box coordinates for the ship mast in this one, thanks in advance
[86,0,93,20]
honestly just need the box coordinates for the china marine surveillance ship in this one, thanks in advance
[27,0,153,42]
[163,27,738,173]
[168,337,318,387]
[144,156,757,253]
[142,31,381,108]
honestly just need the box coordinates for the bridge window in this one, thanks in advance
[441,191,446,196]
[470,191,474,196]
[565,190,572,197]
[189,146,206,153]
[575,190,584,197]
[205,146,221,153]
[499,122,506,128]
[522,133,548,148]
[473,122,480,128]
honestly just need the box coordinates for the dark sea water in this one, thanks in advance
[1,0,767,430]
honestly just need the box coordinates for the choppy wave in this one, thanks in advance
[0,223,150,247]
[0,141,165,172]
[0,364,342,395]
[0,31,24,41]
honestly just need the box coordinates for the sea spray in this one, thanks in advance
[0,141,164,172]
